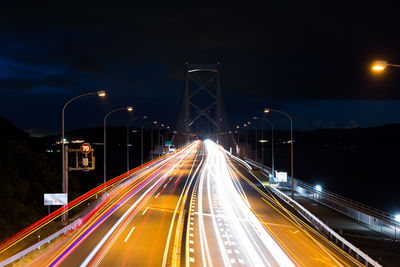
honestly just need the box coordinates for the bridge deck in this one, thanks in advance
[278,188,400,267]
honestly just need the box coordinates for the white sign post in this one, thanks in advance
[44,193,68,205]
[44,193,68,216]
[276,172,288,182]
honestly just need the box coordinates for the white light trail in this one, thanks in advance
[197,140,295,267]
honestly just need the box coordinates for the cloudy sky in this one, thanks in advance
[1,1,400,135]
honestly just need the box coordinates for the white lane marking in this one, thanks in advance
[142,206,149,215]
[155,192,160,199]
[190,248,194,253]
[190,257,195,263]
[124,226,135,243]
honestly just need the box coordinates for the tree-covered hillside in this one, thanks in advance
[0,117,60,242]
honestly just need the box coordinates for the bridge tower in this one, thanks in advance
[179,63,228,140]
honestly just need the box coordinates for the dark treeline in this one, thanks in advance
[0,117,60,242]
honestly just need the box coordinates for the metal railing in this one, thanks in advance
[290,178,400,241]
[269,186,381,267]
[0,218,82,267]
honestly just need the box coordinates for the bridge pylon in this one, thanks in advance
[178,63,229,142]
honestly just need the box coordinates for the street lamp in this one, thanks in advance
[61,90,105,223]
[141,120,157,165]
[253,116,274,179]
[371,60,400,72]
[127,115,148,172]
[264,108,294,198]
[104,106,133,185]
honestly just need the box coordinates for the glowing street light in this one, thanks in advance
[371,60,387,71]
[97,90,106,97]
[371,60,400,72]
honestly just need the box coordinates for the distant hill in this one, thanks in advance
[0,117,60,242]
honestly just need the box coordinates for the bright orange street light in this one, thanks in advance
[371,60,400,72]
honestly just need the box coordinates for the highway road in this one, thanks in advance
[22,140,362,266]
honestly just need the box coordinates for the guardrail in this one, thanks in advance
[244,159,383,267]
[290,178,400,241]
[269,186,381,267]
[0,218,82,267]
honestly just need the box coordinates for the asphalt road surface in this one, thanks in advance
[28,140,362,267]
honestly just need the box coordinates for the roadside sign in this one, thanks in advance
[276,172,287,182]
[80,143,91,154]
[165,141,173,146]
[44,193,68,205]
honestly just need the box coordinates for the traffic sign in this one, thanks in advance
[80,143,91,154]
[165,141,173,146]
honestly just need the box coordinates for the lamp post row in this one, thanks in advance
[62,91,178,222]
[233,109,293,198]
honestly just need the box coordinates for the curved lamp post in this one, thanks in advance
[264,108,294,198]
[104,106,133,185]
[253,116,274,179]
[61,90,105,223]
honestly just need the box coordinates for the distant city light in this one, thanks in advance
[315,185,322,192]
[395,214,400,223]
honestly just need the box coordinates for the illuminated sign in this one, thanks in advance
[80,143,91,154]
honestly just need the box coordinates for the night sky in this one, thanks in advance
[1,2,400,135]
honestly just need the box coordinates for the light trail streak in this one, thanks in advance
[194,140,295,267]
[162,145,204,267]
[81,142,200,267]
[230,161,361,266]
